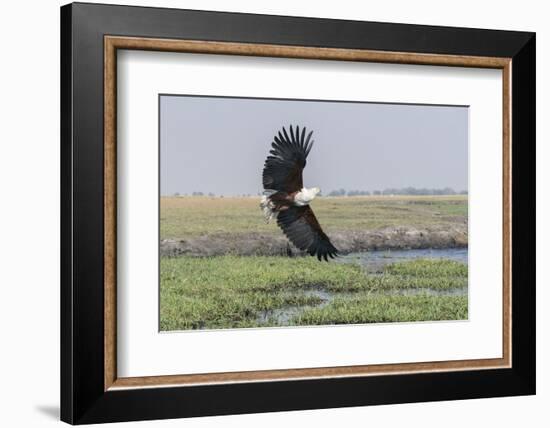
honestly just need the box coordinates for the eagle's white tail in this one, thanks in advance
[260,193,276,223]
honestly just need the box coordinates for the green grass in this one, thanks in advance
[160,195,468,239]
[379,259,468,290]
[293,294,468,325]
[160,255,468,330]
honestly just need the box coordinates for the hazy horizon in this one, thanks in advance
[160,95,468,196]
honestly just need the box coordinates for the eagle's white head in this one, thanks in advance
[295,187,321,206]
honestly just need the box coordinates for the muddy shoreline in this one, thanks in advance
[160,225,468,257]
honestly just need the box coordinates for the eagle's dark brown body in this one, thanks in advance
[265,190,299,211]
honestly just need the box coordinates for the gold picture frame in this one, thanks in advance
[103,36,512,391]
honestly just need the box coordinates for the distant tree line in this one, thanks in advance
[170,187,467,198]
[327,187,467,197]
[327,188,370,197]
[171,192,253,197]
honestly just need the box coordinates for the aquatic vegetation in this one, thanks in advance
[160,255,468,330]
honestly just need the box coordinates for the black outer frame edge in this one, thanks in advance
[60,2,536,424]
[69,1,533,57]
[80,370,532,425]
[60,4,74,425]
[510,34,536,391]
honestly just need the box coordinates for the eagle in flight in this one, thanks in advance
[261,125,338,261]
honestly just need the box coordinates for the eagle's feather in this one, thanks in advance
[277,206,338,261]
[262,125,313,193]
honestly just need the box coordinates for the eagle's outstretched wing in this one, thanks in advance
[262,125,313,193]
[277,205,338,261]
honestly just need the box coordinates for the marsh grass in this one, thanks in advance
[160,195,467,239]
[293,294,468,325]
[160,255,468,330]
[376,259,468,290]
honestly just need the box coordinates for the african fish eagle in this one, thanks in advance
[261,125,338,261]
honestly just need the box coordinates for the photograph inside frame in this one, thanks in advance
[159,94,469,331]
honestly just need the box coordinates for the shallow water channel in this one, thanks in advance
[337,247,468,272]
[256,247,468,325]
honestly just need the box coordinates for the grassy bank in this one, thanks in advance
[160,195,467,240]
[160,255,468,330]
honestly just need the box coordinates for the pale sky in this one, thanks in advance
[160,95,468,196]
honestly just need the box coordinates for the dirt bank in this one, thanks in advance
[160,225,468,257]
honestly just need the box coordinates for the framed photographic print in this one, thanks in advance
[60,2,536,424]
